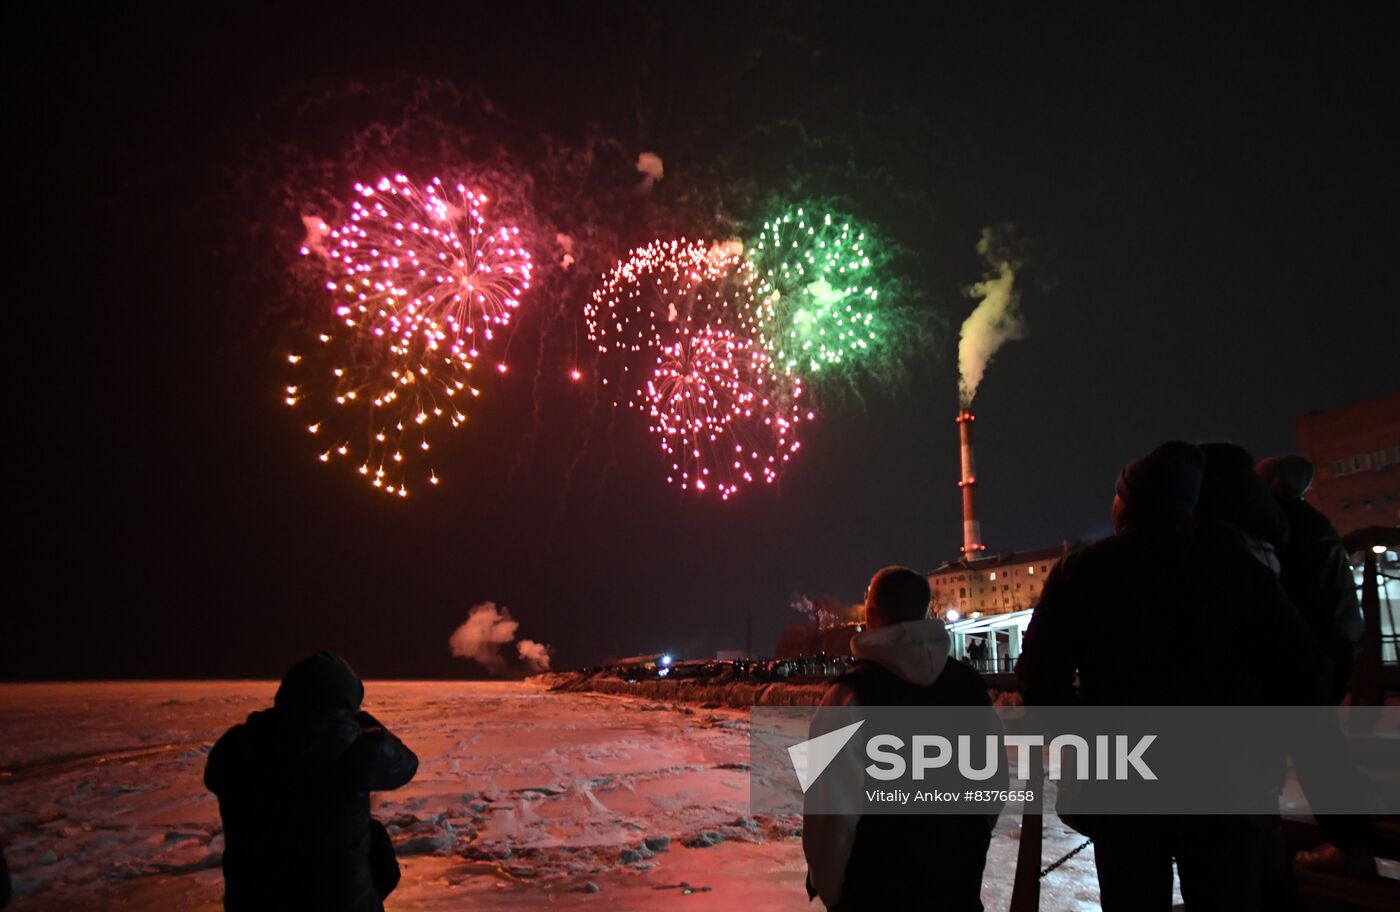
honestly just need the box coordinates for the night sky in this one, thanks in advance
[11,4,1398,680]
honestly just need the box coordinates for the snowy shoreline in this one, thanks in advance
[0,680,1105,910]
[540,670,829,708]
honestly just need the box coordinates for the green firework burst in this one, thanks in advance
[747,205,895,383]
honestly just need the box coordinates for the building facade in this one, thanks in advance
[926,545,1073,674]
[927,544,1070,621]
[1296,391,1400,535]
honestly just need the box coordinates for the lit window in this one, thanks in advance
[989,572,997,581]
[1028,566,1035,575]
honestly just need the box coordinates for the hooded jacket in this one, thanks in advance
[1197,442,1289,574]
[205,654,418,912]
[803,619,997,911]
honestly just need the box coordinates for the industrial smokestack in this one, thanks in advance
[957,410,985,555]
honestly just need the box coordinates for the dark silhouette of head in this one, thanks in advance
[864,566,932,629]
[274,652,364,717]
[1256,454,1315,501]
[1112,441,1205,532]
[1197,442,1289,546]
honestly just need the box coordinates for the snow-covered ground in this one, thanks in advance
[1,681,1113,910]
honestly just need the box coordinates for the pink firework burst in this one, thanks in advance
[289,175,531,496]
[585,239,757,407]
[646,325,809,500]
[314,174,532,363]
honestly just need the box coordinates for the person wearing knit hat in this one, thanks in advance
[1197,442,1289,574]
[1111,440,1206,532]
[1254,455,1362,700]
[1018,441,1323,910]
[1257,455,1376,881]
[205,654,418,911]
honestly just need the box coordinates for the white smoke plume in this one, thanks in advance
[556,232,575,269]
[958,225,1026,407]
[299,214,330,257]
[448,602,551,675]
[516,639,551,672]
[635,151,664,192]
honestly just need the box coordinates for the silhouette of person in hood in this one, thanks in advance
[205,652,418,911]
[803,567,1000,911]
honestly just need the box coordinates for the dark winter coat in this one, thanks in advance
[205,654,418,912]
[1017,514,1322,707]
[1278,497,1363,698]
[833,658,1000,912]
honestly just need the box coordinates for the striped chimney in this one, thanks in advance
[956,410,985,555]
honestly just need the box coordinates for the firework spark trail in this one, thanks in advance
[289,175,532,495]
[645,325,809,500]
[507,301,567,491]
[594,401,620,516]
[549,375,603,535]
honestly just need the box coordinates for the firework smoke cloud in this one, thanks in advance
[449,602,552,674]
[958,224,1026,407]
[515,639,551,671]
[299,215,331,257]
[636,151,664,192]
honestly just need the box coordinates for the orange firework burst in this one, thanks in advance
[288,175,531,496]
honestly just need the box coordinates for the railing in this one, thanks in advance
[1346,525,1400,706]
[967,656,1017,675]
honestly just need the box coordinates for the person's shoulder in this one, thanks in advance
[212,719,252,752]
[819,678,860,708]
[1194,516,1257,554]
[939,656,983,681]
[206,719,256,791]
[934,658,993,703]
[1282,498,1340,545]
[1032,537,1110,589]
[1054,535,1124,569]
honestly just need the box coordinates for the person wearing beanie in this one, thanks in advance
[1197,442,1290,574]
[1017,442,1323,910]
[1257,455,1376,880]
[205,653,418,911]
[1255,455,1363,701]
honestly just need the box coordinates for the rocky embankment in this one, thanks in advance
[537,670,1021,708]
[540,671,828,708]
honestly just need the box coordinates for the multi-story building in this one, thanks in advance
[927,545,1074,674]
[1296,391,1400,536]
[927,545,1069,621]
